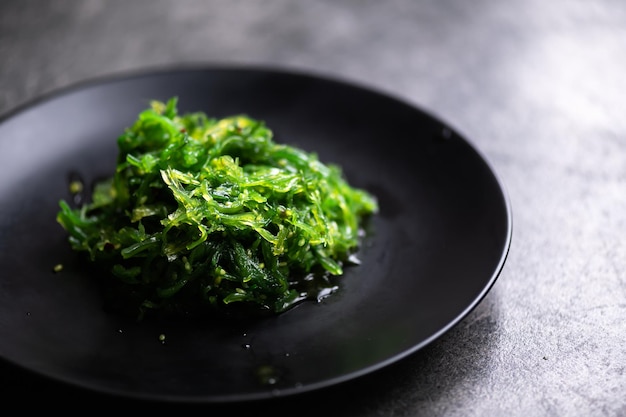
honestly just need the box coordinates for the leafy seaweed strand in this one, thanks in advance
[57,97,378,319]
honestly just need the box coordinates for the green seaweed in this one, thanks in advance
[57,97,378,319]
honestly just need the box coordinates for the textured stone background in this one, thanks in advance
[1,1,625,415]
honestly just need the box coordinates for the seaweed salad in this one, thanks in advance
[57,97,378,319]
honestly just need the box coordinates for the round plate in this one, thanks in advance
[0,65,511,403]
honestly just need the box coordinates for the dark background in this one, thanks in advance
[1,1,625,416]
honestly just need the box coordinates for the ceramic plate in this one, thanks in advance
[0,66,511,403]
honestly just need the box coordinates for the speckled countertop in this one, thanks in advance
[1,1,624,415]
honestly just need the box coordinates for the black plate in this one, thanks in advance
[0,66,511,403]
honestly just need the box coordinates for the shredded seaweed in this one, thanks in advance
[57,97,378,319]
